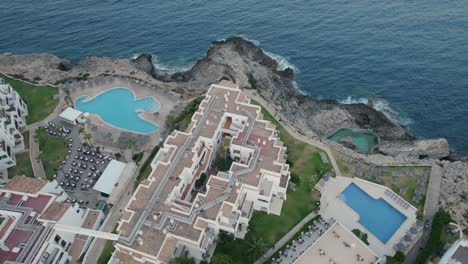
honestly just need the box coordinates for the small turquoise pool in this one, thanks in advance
[76,88,160,133]
[339,183,406,244]
[328,128,379,153]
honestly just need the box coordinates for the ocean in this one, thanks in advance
[1,0,467,151]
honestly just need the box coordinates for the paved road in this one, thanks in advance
[244,91,342,176]
[254,212,318,264]
[403,164,442,264]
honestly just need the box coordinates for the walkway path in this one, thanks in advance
[403,164,442,264]
[244,91,341,176]
[254,212,318,264]
[83,162,140,263]
[26,97,66,179]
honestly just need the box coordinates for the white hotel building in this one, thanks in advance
[113,81,291,264]
[0,78,28,179]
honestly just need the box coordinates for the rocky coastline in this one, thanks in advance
[0,36,465,227]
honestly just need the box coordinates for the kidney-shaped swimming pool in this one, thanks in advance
[76,88,160,133]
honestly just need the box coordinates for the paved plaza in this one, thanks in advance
[45,118,117,209]
[271,217,331,264]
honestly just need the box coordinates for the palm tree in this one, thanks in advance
[125,139,136,154]
[84,132,93,148]
[78,126,85,135]
[247,236,268,261]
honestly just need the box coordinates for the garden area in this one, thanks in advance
[7,152,33,178]
[34,127,68,180]
[0,74,59,124]
[212,100,332,263]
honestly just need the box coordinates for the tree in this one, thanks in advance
[247,236,268,261]
[174,256,195,264]
[34,127,46,143]
[386,251,405,264]
[84,132,93,147]
[126,139,137,154]
[78,126,85,135]
[211,254,234,264]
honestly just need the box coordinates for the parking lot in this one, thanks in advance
[45,119,116,209]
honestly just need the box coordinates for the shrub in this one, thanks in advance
[115,153,121,158]
[195,173,208,189]
[132,152,144,163]
[415,209,452,264]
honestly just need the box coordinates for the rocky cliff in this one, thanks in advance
[0,37,450,159]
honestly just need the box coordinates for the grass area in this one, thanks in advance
[35,127,68,180]
[7,152,34,178]
[333,150,430,213]
[23,131,30,149]
[133,145,161,192]
[167,96,204,132]
[214,100,331,263]
[1,74,59,124]
[97,225,118,264]
[415,209,451,264]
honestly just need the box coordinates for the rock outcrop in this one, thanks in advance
[0,37,452,158]
[439,161,468,228]
[377,138,450,160]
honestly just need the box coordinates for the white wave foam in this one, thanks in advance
[339,96,413,126]
[263,51,299,72]
[130,53,193,73]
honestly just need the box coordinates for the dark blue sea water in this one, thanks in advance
[1,0,467,151]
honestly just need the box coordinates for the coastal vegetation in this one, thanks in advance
[415,209,451,264]
[34,127,68,180]
[133,144,160,192]
[0,74,59,123]
[214,100,331,263]
[7,152,33,178]
[97,225,118,264]
[352,228,370,245]
[167,96,204,132]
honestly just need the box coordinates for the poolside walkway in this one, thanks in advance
[243,90,341,176]
[254,212,318,264]
[403,164,442,264]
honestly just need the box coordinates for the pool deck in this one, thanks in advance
[320,176,418,258]
[67,77,180,152]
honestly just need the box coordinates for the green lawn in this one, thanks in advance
[8,152,34,178]
[22,131,30,149]
[1,74,59,124]
[213,100,331,263]
[35,128,68,180]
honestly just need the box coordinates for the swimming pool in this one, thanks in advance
[328,128,379,153]
[339,183,406,244]
[76,88,160,133]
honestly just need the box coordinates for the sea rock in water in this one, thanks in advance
[377,138,450,159]
[339,137,356,150]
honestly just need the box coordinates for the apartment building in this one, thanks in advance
[113,81,290,263]
[0,176,104,264]
[0,78,28,176]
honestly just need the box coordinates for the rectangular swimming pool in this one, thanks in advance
[339,183,406,243]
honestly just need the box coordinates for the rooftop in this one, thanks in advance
[2,176,48,194]
[294,222,380,264]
